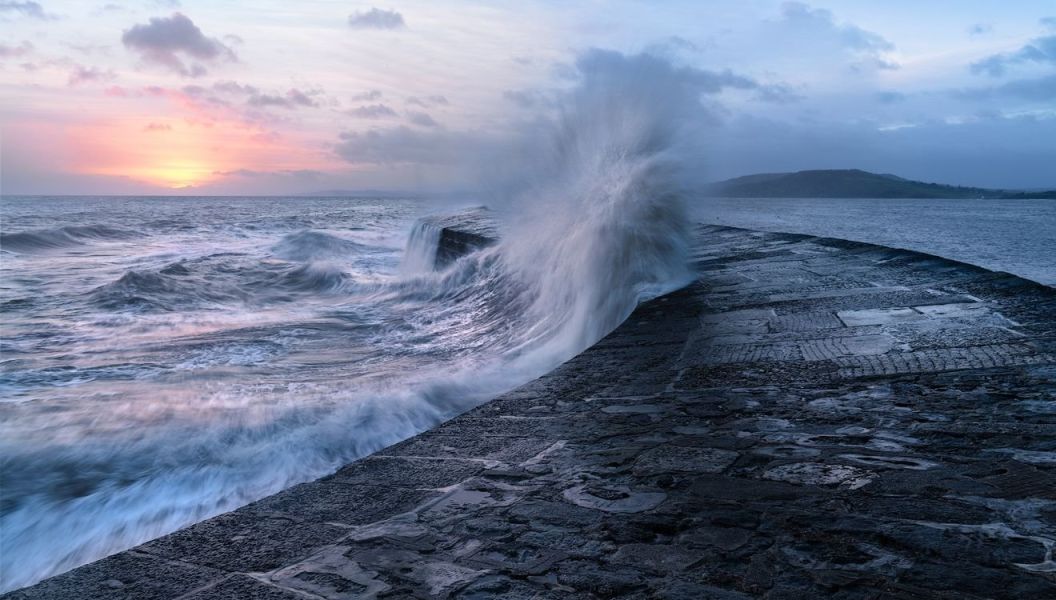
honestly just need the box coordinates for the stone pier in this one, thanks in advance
[8,225,1056,599]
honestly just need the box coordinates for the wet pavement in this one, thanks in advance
[9,225,1056,599]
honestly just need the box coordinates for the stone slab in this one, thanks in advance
[8,225,1056,600]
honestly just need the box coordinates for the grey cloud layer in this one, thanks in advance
[971,28,1056,76]
[122,12,236,77]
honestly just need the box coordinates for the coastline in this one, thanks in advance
[8,223,1056,599]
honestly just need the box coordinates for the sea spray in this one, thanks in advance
[0,49,710,592]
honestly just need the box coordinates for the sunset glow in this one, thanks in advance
[2,1,1055,195]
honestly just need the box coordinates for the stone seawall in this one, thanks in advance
[8,224,1056,599]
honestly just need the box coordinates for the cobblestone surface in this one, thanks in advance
[8,225,1056,599]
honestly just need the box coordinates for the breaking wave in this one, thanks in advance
[1,50,705,592]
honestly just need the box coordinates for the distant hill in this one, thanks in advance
[708,169,1056,199]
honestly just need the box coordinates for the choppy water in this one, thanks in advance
[0,50,705,592]
[694,197,1056,287]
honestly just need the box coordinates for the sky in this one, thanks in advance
[1,0,1054,195]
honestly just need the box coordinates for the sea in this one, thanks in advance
[694,197,1056,287]
[1,191,1053,590]
[0,179,689,591]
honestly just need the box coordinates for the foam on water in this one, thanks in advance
[0,52,701,592]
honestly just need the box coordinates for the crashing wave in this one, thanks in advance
[1,50,707,592]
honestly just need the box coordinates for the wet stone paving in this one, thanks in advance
[9,225,1056,599]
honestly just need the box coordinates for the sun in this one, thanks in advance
[140,160,214,189]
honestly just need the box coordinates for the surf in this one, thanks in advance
[0,49,705,592]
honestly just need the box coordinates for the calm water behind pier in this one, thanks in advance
[695,197,1056,287]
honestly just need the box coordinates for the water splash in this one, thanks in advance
[0,49,707,592]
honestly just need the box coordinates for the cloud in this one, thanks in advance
[0,1,53,19]
[767,2,899,72]
[968,23,993,37]
[347,104,397,118]
[211,80,257,95]
[333,49,767,178]
[575,48,758,95]
[144,122,172,131]
[503,88,556,109]
[406,95,448,107]
[971,30,1056,76]
[406,110,438,127]
[335,127,474,165]
[347,7,404,30]
[247,88,318,109]
[755,83,803,104]
[67,64,116,86]
[179,80,320,110]
[213,169,323,179]
[956,74,1056,101]
[350,90,383,102]
[875,91,906,104]
[0,41,33,58]
[780,2,893,52]
[121,12,236,77]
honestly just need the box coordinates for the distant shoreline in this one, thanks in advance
[707,168,1056,200]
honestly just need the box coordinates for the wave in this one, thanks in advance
[1,50,705,593]
[270,230,371,262]
[0,225,140,253]
[89,260,354,313]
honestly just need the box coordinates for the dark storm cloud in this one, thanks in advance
[0,1,53,19]
[348,8,404,30]
[347,104,398,118]
[971,27,1056,76]
[121,12,236,77]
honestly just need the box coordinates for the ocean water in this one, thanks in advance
[0,195,679,591]
[0,52,704,591]
[694,197,1056,287]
